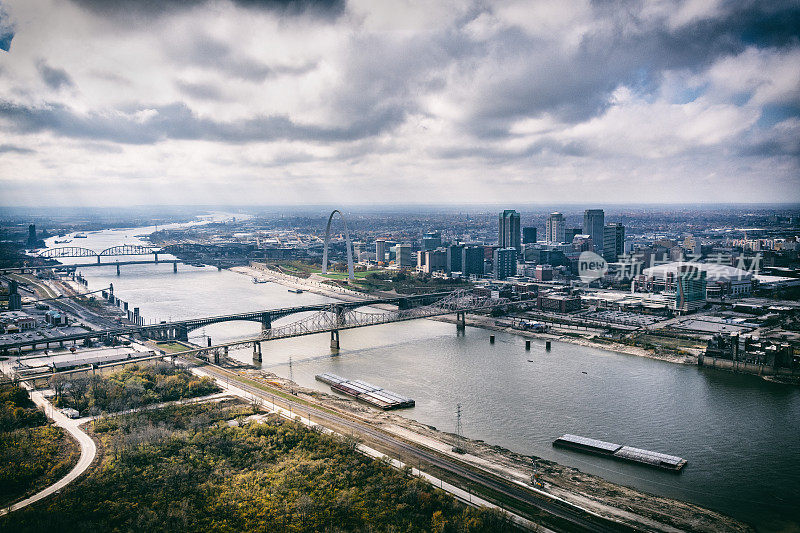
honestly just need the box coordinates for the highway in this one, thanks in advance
[196,363,635,533]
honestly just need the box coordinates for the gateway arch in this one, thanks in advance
[322,210,355,281]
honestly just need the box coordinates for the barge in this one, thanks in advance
[553,434,687,471]
[288,288,304,294]
[316,373,414,410]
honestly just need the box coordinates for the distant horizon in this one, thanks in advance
[2,201,800,219]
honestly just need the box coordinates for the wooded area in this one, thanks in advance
[1,400,519,532]
[50,362,219,415]
[0,384,78,508]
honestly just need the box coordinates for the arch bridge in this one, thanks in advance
[37,244,162,264]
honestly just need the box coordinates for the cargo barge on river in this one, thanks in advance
[316,373,415,410]
[553,434,687,471]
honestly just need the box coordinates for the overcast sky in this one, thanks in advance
[0,0,798,206]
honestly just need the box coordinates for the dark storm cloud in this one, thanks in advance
[461,1,800,137]
[0,100,405,144]
[37,60,75,90]
[69,0,344,19]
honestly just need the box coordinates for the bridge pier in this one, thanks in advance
[176,326,188,342]
[154,252,159,263]
[261,314,272,332]
[116,263,120,276]
[173,261,177,273]
[253,341,262,362]
[330,330,340,351]
[456,311,466,331]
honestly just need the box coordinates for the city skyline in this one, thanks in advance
[0,0,798,206]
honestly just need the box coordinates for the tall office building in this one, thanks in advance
[396,244,413,267]
[27,224,36,248]
[498,210,521,254]
[583,209,605,252]
[422,232,441,251]
[461,246,484,277]
[546,212,566,243]
[447,244,464,273]
[375,239,386,263]
[671,265,707,313]
[8,280,22,311]
[602,223,625,263]
[522,226,537,244]
[423,248,447,273]
[493,247,517,280]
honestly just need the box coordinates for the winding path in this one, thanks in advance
[0,387,97,516]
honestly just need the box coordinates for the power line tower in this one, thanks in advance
[288,357,296,396]
[452,403,466,454]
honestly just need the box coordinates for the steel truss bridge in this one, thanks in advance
[0,292,471,354]
[260,289,507,344]
[37,245,162,263]
[186,289,512,362]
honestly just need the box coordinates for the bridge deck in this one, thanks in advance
[0,292,455,352]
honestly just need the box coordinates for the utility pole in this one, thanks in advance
[452,403,465,454]
[456,403,462,439]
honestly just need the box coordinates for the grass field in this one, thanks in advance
[319,271,371,279]
[156,341,195,354]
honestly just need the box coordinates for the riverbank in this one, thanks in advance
[432,314,697,366]
[230,367,750,532]
[235,263,697,365]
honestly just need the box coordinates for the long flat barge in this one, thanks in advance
[316,373,415,410]
[553,434,687,472]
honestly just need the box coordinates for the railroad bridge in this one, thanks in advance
[0,292,454,354]
[37,245,162,263]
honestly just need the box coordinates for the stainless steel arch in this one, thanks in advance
[321,210,354,281]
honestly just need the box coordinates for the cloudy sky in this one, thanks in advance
[0,0,798,206]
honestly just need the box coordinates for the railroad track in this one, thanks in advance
[199,364,634,533]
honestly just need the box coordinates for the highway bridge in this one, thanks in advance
[0,259,180,276]
[0,292,464,355]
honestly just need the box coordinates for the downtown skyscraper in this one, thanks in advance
[583,209,605,253]
[498,210,521,254]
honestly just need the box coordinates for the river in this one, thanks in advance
[45,218,800,531]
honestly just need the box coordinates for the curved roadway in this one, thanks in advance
[0,388,96,516]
